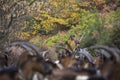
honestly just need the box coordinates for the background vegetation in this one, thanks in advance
[0,0,120,49]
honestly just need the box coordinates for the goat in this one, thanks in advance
[91,49,111,69]
[17,51,52,78]
[62,49,95,69]
[89,45,120,62]
[3,41,42,67]
[89,45,120,80]
[0,51,52,80]
[46,68,78,80]
[0,67,18,80]
[55,45,120,80]
[1,41,120,80]
[40,46,58,62]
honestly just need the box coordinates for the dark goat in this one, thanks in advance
[57,46,95,70]
[74,48,94,66]
[1,42,120,80]
[89,45,120,62]
[46,68,78,80]
[17,52,52,78]
[0,51,52,80]
[55,45,120,80]
[46,64,100,80]
[89,45,120,80]
[0,67,18,80]
[3,41,42,67]
[92,49,111,69]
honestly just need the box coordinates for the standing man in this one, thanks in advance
[66,35,80,52]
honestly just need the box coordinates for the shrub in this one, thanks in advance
[110,8,120,48]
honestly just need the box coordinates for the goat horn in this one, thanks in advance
[19,41,42,55]
[5,42,32,52]
[95,49,111,59]
[113,47,120,56]
[8,42,36,55]
[89,45,120,63]
[7,41,42,56]
[41,50,49,58]
[77,49,94,64]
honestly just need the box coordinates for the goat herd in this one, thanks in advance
[0,41,120,80]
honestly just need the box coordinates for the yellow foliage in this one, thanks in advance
[80,9,89,13]
[42,14,52,19]
[34,17,42,21]
[72,4,77,7]
[92,0,105,5]
[50,18,68,25]
[82,2,90,6]
[33,24,40,29]
[50,1,58,7]
[70,12,79,18]
[32,30,38,35]
[22,32,30,37]
[27,0,106,36]
[74,7,80,11]
[17,31,30,40]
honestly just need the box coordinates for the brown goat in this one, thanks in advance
[4,41,42,67]
[16,52,52,80]
[60,55,77,68]
[0,51,52,80]
[46,68,78,80]
[89,45,120,80]
[41,46,58,61]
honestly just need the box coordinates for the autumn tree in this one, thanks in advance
[0,0,41,47]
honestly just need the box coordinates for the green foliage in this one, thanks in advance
[46,11,104,47]
[29,35,44,47]
[46,7,120,48]
[27,0,106,35]
[46,32,69,46]
[23,0,108,38]
[1,0,120,49]
[95,8,120,47]
[78,11,103,47]
[110,8,120,48]
[97,28,113,45]
[26,0,119,48]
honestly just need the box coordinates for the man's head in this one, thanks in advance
[70,35,75,40]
